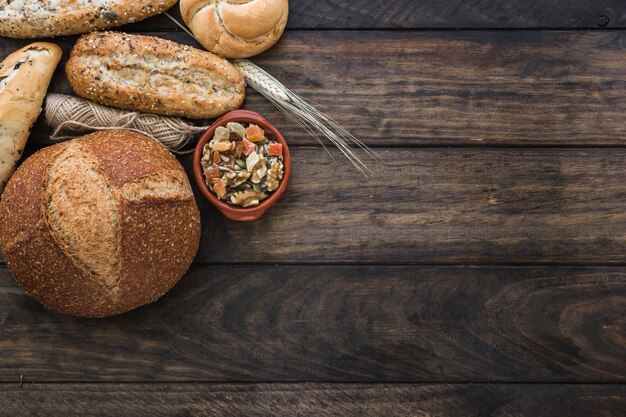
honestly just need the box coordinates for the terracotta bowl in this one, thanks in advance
[193,110,292,222]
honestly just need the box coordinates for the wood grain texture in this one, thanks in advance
[7,147,626,265]
[180,148,626,264]
[4,31,626,147]
[0,383,624,417]
[126,1,626,30]
[1,265,624,382]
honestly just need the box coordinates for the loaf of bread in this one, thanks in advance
[0,42,62,193]
[180,0,289,59]
[0,0,179,38]
[66,32,245,119]
[0,130,201,318]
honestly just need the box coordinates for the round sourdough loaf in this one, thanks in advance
[180,0,289,59]
[0,130,201,318]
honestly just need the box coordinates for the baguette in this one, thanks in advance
[0,0,179,38]
[0,42,62,193]
[66,32,245,119]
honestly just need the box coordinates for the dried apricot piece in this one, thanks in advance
[246,124,265,142]
[268,143,283,157]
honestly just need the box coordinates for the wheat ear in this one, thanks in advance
[164,12,378,176]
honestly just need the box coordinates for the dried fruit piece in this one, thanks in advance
[242,138,255,155]
[268,143,283,157]
[234,141,244,159]
[213,141,232,152]
[246,124,265,142]
[246,151,260,172]
[227,122,246,138]
[204,167,220,182]
[212,178,227,198]
[214,126,230,142]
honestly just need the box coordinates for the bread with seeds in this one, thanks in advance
[66,32,245,119]
[0,130,201,318]
[0,0,179,38]
[0,42,62,193]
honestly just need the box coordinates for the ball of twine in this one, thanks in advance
[45,94,207,154]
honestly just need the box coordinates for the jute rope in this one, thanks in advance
[45,94,207,154]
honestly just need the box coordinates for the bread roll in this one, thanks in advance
[180,0,289,59]
[0,0,179,38]
[0,130,201,318]
[0,42,62,193]
[66,32,245,119]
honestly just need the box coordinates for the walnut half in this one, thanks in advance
[266,160,284,192]
[230,190,267,207]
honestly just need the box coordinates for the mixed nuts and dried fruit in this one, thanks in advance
[201,122,284,207]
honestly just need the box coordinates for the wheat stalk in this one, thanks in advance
[164,12,379,176]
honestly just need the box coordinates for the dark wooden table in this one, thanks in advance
[1,1,626,415]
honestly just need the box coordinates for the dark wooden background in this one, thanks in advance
[1,1,626,415]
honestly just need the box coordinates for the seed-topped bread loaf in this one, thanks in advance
[0,130,201,318]
[66,32,246,119]
[0,42,62,193]
[0,0,179,38]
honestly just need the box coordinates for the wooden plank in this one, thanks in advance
[1,265,624,382]
[186,147,626,264]
[0,383,624,417]
[124,1,626,30]
[6,147,626,265]
[4,31,626,147]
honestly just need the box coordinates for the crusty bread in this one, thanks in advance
[0,130,201,318]
[66,32,245,119]
[0,0,179,38]
[0,42,62,193]
[180,0,289,59]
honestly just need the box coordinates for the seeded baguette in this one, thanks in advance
[0,0,179,38]
[66,32,245,119]
[0,42,62,193]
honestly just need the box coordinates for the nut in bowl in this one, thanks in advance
[194,110,292,221]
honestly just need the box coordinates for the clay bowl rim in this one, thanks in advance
[192,109,292,221]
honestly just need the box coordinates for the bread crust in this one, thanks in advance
[66,32,245,119]
[0,130,201,318]
[180,0,289,59]
[0,0,179,38]
[0,42,62,192]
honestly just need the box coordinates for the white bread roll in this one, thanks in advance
[0,42,62,193]
[180,0,289,59]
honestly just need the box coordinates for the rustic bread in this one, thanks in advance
[180,0,289,59]
[0,130,201,318]
[66,32,245,119]
[0,0,179,38]
[0,42,62,193]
